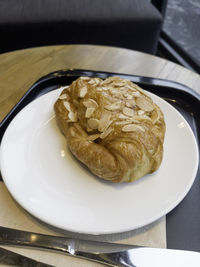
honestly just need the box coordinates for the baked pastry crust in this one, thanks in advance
[54,76,165,183]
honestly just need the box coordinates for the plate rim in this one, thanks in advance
[0,88,199,235]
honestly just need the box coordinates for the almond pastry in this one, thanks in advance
[54,76,166,183]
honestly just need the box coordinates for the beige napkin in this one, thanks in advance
[0,182,166,266]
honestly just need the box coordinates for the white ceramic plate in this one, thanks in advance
[0,88,199,235]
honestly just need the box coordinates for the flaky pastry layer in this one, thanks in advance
[54,76,165,183]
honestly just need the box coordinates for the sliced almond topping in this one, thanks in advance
[59,85,69,90]
[151,110,160,124]
[100,127,113,139]
[148,149,154,154]
[125,99,136,108]
[124,93,133,99]
[131,91,141,97]
[88,78,100,85]
[83,99,98,108]
[136,97,154,112]
[115,117,139,125]
[104,102,121,111]
[80,76,90,80]
[102,78,113,85]
[68,111,77,122]
[115,121,130,125]
[98,112,112,132]
[126,84,136,91]
[122,124,145,132]
[122,107,134,117]
[63,101,71,112]
[88,118,99,129]
[113,82,126,87]
[94,78,100,83]
[118,113,129,119]
[79,86,88,98]
[92,78,99,83]
[138,109,145,116]
[85,107,95,118]
[88,79,95,84]
[128,118,140,123]
[109,89,124,99]
[132,114,151,121]
[109,88,119,94]
[59,93,68,100]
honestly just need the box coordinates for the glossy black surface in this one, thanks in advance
[0,69,200,252]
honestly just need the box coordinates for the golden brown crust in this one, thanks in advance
[54,77,166,183]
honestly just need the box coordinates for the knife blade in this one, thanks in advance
[0,246,54,266]
[0,226,200,267]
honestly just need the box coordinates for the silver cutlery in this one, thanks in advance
[0,246,54,266]
[0,226,200,267]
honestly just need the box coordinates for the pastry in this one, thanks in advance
[54,76,166,183]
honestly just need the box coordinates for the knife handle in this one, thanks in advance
[0,247,54,267]
[0,226,136,266]
[0,226,71,253]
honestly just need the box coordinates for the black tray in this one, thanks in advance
[0,69,200,252]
